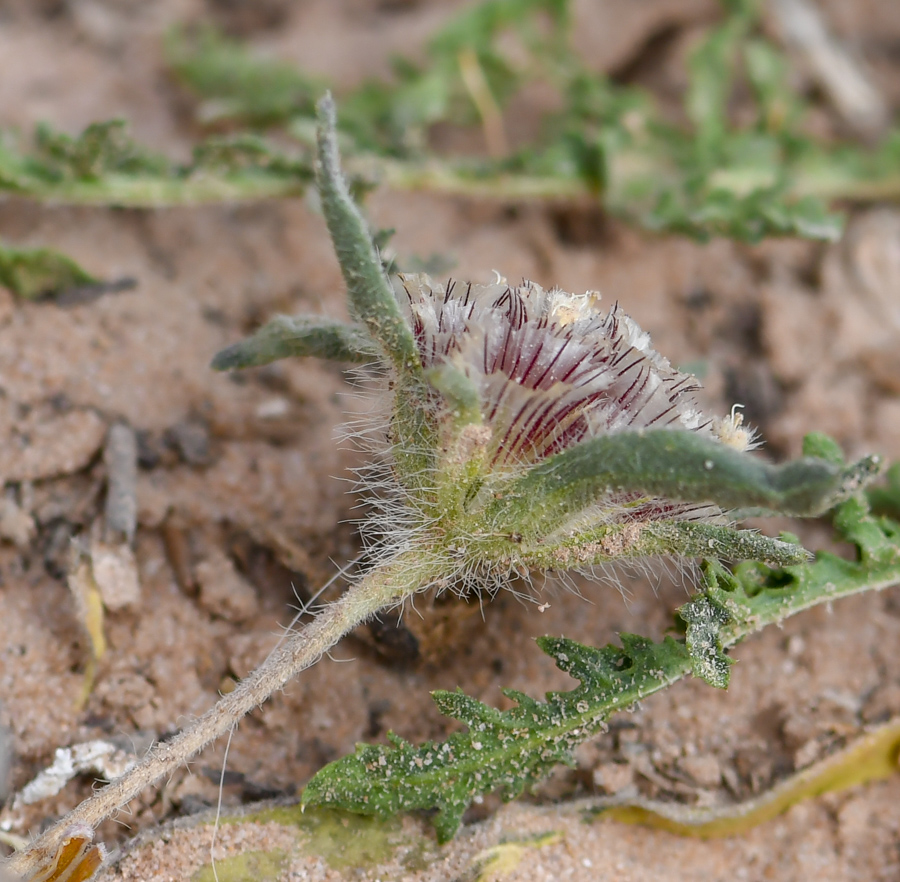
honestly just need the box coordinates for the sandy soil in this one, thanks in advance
[0,1,899,880]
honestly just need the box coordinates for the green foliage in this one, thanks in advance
[486,430,881,540]
[217,97,875,584]
[210,107,894,845]
[680,591,733,689]
[6,3,900,872]
[162,0,864,241]
[589,0,844,241]
[340,0,569,155]
[303,470,900,841]
[303,633,691,843]
[0,0,896,240]
[210,315,377,369]
[0,241,96,299]
[315,96,423,375]
[166,27,323,126]
[0,120,310,205]
[33,120,169,181]
[869,462,900,521]
[168,0,568,156]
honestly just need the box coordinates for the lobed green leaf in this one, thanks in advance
[302,632,692,843]
[0,121,311,206]
[303,482,900,841]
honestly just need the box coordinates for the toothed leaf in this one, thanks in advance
[303,489,900,842]
[680,592,732,688]
[302,632,691,843]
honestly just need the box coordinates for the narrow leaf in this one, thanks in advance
[315,94,422,375]
[211,315,378,370]
[488,429,881,540]
[523,521,811,571]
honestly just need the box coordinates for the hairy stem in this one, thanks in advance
[5,550,436,880]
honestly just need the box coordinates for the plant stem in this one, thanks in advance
[5,549,435,880]
[4,175,308,206]
[7,144,900,210]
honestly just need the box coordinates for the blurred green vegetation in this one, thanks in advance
[1,0,898,244]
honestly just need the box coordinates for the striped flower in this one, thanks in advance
[400,273,752,465]
[216,95,865,579]
[397,273,756,537]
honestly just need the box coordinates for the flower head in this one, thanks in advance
[215,95,873,579]
[399,272,726,469]
[393,273,759,561]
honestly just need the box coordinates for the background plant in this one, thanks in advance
[4,0,900,299]
[2,1,900,230]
